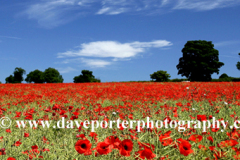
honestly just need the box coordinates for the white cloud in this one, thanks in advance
[58,66,76,73]
[57,57,112,67]
[81,58,112,67]
[57,40,172,59]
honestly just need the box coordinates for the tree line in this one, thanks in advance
[5,68,100,83]
[2,40,240,84]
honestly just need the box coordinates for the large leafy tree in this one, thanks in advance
[176,40,224,81]
[5,67,26,83]
[150,70,170,82]
[43,67,63,83]
[236,53,240,70]
[74,70,100,83]
[25,69,45,83]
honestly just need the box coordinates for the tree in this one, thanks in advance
[176,40,224,81]
[74,70,100,83]
[25,69,45,83]
[5,75,15,83]
[150,70,170,82]
[5,67,26,83]
[236,53,240,70]
[43,68,63,83]
[219,73,229,79]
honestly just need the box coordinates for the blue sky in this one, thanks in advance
[0,0,240,83]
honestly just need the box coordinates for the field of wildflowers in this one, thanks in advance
[1,82,240,159]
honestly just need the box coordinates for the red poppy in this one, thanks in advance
[188,134,202,143]
[13,139,22,147]
[6,129,11,133]
[211,123,220,132]
[135,142,156,159]
[207,136,214,143]
[177,139,194,156]
[96,142,112,155]
[119,139,133,157]
[197,115,207,121]
[104,136,121,149]
[7,158,16,160]
[31,145,40,154]
[24,133,29,137]
[0,148,6,155]
[159,131,173,146]
[218,139,238,148]
[135,148,156,159]
[75,139,92,155]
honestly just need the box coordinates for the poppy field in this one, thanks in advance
[1,82,240,159]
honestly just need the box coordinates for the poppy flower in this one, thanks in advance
[135,142,156,159]
[96,142,112,155]
[119,139,133,157]
[104,136,121,149]
[197,115,207,121]
[75,139,92,155]
[207,136,214,143]
[188,134,202,143]
[177,139,193,156]
[24,133,29,137]
[0,148,6,155]
[211,123,220,132]
[31,145,40,154]
[6,129,11,133]
[7,158,16,160]
[13,139,22,147]
[135,148,156,160]
[159,131,173,146]
[218,139,238,148]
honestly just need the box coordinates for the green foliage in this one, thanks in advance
[150,70,171,82]
[5,75,15,83]
[237,53,240,71]
[219,73,229,79]
[25,69,45,83]
[73,70,100,83]
[5,67,26,83]
[43,67,64,83]
[176,40,224,81]
[170,78,188,82]
[212,77,240,82]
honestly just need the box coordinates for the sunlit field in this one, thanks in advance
[1,82,240,159]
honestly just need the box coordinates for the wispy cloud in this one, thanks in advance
[57,66,76,73]
[0,35,21,40]
[214,40,240,47]
[96,7,127,15]
[21,0,240,28]
[22,0,85,28]
[220,55,239,58]
[173,0,240,11]
[57,40,172,59]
